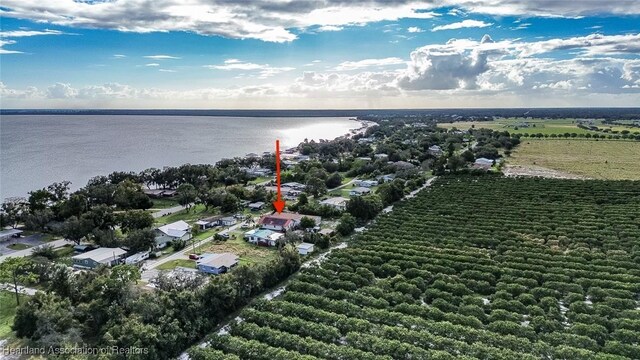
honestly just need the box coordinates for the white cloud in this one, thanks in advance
[159,69,176,73]
[317,25,343,32]
[205,59,294,78]
[0,28,67,54]
[112,54,127,58]
[46,83,78,98]
[432,19,493,32]
[145,63,160,67]
[407,27,424,33]
[334,57,406,71]
[144,55,180,60]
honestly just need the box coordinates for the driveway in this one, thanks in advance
[0,233,46,256]
[0,238,74,263]
[152,204,189,218]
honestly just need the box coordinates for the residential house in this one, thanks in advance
[155,220,192,249]
[195,215,223,230]
[245,153,260,159]
[125,251,150,265]
[248,201,266,211]
[376,174,396,183]
[293,154,311,162]
[282,182,306,191]
[219,216,237,226]
[428,145,443,156]
[244,229,284,247]
[374,153,388,160]
[196,253,239,274]
[297,242,315,255]
[72,247,127,269]
[474,158,495,169]
[143,189,177,198]
[349,187,372,196]
[258,212,322,232]
[357,137,375,144]
[355,179,378,188]
[240,166,272,177]
[320,197,348,211]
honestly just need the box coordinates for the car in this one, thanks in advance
[188,253,200,260]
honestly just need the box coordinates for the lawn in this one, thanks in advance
[150,197,180,209]
[440,118,640,136]
[156,259,197,270]
[155,204,218,226]
[0,290,26,340]
[508,139,640,180]
[195,230,278,266]
[7,243,31,250]
[249,176,273,185]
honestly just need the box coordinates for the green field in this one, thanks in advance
[150,197,180,209]
[509,139,640,180]
[439,118,640,135]
[0,291,26,340]
[198,176,640,359]
[155,204,218,225]
[156,259,197,270]
[194,230,278,266]
[7,243,31,250]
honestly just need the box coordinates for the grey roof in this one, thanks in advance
[297,242,314,250]
[197,252,238,269]
[72,247,127,263]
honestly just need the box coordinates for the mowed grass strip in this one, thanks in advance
[509,139,640,180]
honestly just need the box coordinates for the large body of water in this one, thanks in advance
[0,115,359,199]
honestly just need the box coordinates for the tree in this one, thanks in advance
[221,193,239,213]
[305,177,327,198]
[125,228,156,252]
[177,183,197,212]
[325,172,343,189]
[27,189,53,213]
[299,216,316,230]
[23,209,54,231]
[118,210,154,233]
[336,214,356,236]
[0,197,27,228]
[114,180,152,210]
[0,257,39,305]
[376,180,404,206]
[447,155,465,173]
[58,193,88,219]
[346,195,383,220]
[59,215,93,245]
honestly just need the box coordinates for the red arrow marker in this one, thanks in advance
[273,139,286,213]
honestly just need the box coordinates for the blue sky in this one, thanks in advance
[0,1,639,108]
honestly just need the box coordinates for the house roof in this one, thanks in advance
[157,220,190,238]
[72,247,127,263]
[250,229,284,241]
[196,215,223,225]
[475,158,494,165]
[258,212,321,227]
[197,252,239,269]
[249,201,265,208]
[320,197,348,206]
[297,242,314,250]
[350,187,371,193]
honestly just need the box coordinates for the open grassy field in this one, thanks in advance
[0,291,26,340]
[195,230,278,266]
[150,197,180,209]
[154,204,218,226]
[439,118,640,135]
[509,139,640,180]
[156,259,197,270]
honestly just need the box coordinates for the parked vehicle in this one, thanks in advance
[188,253,200,260]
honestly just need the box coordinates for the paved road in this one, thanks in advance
[152,204,189,218]
[0,239,74,263]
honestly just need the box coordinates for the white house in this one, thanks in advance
[320,197,348,211]
[219,216,237,226]
[248,201,265,211]
[297,242,315,255]
[428,145,443,156]
[474,158,495,169]
[72,247,127,269]
[355,180,378,188]
[244,229,284,247]
[155,220,192,248]
[349,187,371,196]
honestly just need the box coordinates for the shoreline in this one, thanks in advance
[1,118,371,200]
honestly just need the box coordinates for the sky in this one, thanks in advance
[0,0,639,109]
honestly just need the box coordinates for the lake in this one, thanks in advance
[0,115,359,199]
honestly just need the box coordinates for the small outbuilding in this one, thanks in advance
[297,242,315,255]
